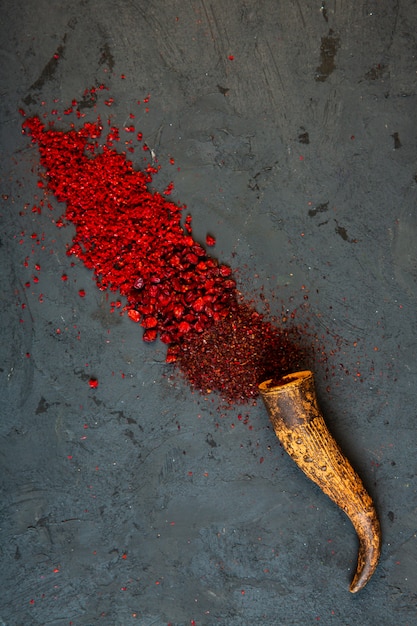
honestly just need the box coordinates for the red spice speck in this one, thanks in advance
[127,309,141,322]
[78,289,86,297]
[88,378,99,389]
[206,234,216,247]
[163,182,174,196]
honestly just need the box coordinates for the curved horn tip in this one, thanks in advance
[348,537,381,593]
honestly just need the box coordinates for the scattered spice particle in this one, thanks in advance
[88,378,99,389]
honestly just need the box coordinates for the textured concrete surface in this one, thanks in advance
[1,1,416,624]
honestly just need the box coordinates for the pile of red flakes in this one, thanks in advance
[175,301,306,403]
[22,112,306,403]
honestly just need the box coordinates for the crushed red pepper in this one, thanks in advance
[22,108,310,403]
[174,301,306,403]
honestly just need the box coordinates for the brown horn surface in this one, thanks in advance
[259,370,381,593]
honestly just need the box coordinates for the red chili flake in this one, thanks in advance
[143,329,158,342]
[219,264,232,277]
[205,234,216,246]
[88,378,99,389]
[61,274,68,281]
[228,55,235,60]
[141,315,158,328]
[163,182,174,196]
[78,289,86,297]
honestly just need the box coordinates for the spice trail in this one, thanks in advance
[22,106,307,403]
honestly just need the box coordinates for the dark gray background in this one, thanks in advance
[1,1,416,624]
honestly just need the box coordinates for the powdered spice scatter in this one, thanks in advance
[22,110,308,403]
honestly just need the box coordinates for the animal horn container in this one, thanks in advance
[258,370,381,592]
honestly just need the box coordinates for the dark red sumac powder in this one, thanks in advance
[22,112,306,403]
